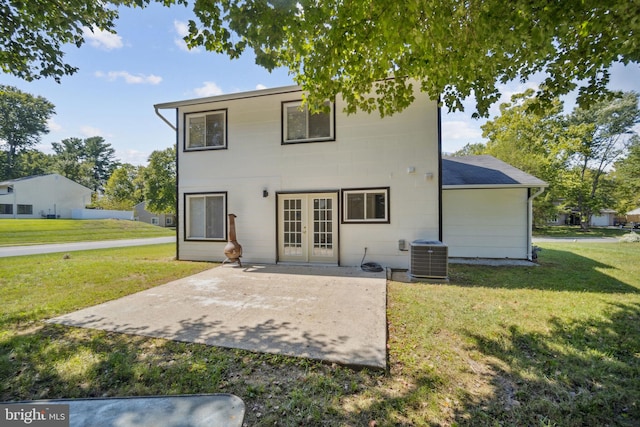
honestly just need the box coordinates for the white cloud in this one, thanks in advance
[255,84,267,90]
[47,118,62,133]
[95,71,162,85]
[174,20,200,53]
[80,126,104,137]
[441,120,483,142]
[82,27,123,50]
[118,149,149,166]
[194,81,224,97]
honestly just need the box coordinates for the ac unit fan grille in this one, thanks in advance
[410,240,448,279]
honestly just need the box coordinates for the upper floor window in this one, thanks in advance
[185,109,227,151]
[282,101,334,144]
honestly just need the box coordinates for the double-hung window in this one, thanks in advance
[342,188,390,223]
[185,192,226,240]
[282,101,334,144]
[185,109,227,150]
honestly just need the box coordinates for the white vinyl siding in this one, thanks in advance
[443,188,528,259]
[175,84,440,267]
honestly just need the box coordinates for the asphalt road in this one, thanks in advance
[0,236,175,258]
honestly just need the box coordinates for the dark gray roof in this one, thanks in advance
[442,155,547,188]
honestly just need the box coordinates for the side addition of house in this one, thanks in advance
[155,84,441,269]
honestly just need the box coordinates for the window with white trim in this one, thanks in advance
[342,188,389,223]
[282,101,334,143]
[185,109,227,150]
[185,192,226,240]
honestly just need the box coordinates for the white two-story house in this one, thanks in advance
[155,84,441,268]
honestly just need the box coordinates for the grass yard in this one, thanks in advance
[1,242,639,426]
[0,219,174,246]
[533,225,629,238]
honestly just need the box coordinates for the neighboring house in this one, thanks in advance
[441,155,547,260]
[590,209,617,227]
[549,207,617,227]
[154,85,547,267]
[0,174,92,219]
[134,201,176,227]
[627,207,640,224]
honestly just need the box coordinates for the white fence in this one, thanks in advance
[71,209,133,220]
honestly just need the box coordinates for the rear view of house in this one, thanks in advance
[0,174,92,219]
[155,84,441,269]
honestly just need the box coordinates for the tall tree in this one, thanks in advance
[143,146,176,214]
[2,1,638,116]
[611,135,640,214]
[51,136,119,191]
[564,92,640,229]
[13,149,54,177]
[99,163,145,210]
[481,90,571,224]
[83,136,119,192]
[0,85,55,179]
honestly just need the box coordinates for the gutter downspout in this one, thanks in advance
[155,107,177,131]
[527,187,546,260]
[437,98,443,242]
[154,106,179,259]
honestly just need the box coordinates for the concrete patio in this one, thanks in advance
[49,264,387,369]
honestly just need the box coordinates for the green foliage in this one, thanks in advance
[178,0,640,117]
[563,92,640,228]
[51,136,119,192]
[482,90,640,227]
[0,0,175,82]
[98,164,145,210]
[451,143,487,157]
[143,146,176,214]
[481,90,569,224]
[611,135,640,213]
[0,85,55,179]
[3,1,639,116]
[12,149,55,177]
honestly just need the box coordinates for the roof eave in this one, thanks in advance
[154,84,302,109]
[443,184,548,190]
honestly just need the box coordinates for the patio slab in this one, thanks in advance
[49,264,387,369]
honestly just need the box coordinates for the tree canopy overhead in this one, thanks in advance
[2,0,639,116]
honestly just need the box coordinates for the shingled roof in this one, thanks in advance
[442,155,547,188]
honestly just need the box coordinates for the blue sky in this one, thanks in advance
[1,3,639,166]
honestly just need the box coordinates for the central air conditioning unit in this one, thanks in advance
[410,240,448,279]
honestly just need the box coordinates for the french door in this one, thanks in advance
[278,193,338,264]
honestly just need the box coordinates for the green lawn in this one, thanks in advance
[1,242,639,426]
[0,219,174,246]
[533,225,630,238]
